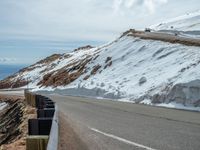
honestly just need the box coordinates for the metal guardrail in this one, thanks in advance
[47,104,58,150]
[25,90,59,150]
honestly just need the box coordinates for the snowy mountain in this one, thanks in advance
[150,10,200,38]
[151,10,200,31]
[1,13,200,110]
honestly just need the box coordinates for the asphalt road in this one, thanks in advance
[130,30,200,47]
[46,94,200,150]
[0,89,24,96]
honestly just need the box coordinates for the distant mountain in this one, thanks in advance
[1,12,200,109]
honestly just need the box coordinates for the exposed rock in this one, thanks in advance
[74,45,94,52]
[93,55,99,61]
[120,29,136,38]
[91,65,101,75]
[35,54,62,65]
[83,75,90,80]
[157,50,176,60]
[104,61,112,69]
[0,100,25,145]
[0,80,12,89]
[0,79,29,89]
[38,57,92,87]
[0,96,36,150]
[0,53,63,89]
[139,77,147,85]
[63,54,72,59]
[105,57,112,63]
[152,48,165,57]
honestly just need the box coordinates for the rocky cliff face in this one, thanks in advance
[0,100,24,145]
[0,96,36,150]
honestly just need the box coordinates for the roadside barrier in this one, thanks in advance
[47,104,59,150]
[25,90,58,150]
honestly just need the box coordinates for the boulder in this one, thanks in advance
[139,77,147,85]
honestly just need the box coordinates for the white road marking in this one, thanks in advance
[90,127,157,150]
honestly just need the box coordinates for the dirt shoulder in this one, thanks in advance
[0,94,36,150]
[58,112,88,150]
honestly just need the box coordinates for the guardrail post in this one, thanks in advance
[25,90,58,150]
[26,136,49,150]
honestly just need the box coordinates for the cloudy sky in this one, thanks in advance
[0,0,199,64]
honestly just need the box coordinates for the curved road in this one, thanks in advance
[46,94,200,150]
[129,30,200,47]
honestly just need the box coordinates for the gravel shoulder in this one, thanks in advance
[58,112,88,150]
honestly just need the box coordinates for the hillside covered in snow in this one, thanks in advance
[1,12,200,110]
[150,10,200,38]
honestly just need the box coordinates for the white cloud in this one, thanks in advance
[0,58,17,63]
[112,0,168,14]
[144,0,168,13]
[0,0,199,43]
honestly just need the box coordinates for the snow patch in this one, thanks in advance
[140,99,152,105]
[139,99,200,112]
[0,102,8,111]
[156,102,200,112]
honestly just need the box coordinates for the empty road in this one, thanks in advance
[46,94,200,150]
[129,30,200,47]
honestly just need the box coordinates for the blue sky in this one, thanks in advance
[0,0,199,64]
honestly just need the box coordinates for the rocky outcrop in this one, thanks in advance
[91,64,101,75]
[104,57,112,69]
[0,54,63,89]
[0,96,36,150]
[34,54,62,65]
[0,78,29,89]
[139,77,147,85]
[0,100,25,145]
[38,57,93,87]
[74,45,94,52]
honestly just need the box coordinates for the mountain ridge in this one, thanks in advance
[1,13,200,109]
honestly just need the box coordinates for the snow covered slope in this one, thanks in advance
[1,30,200,109]
[151,10,200,38]
[151,10,200,31]
[1,11,200,109]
